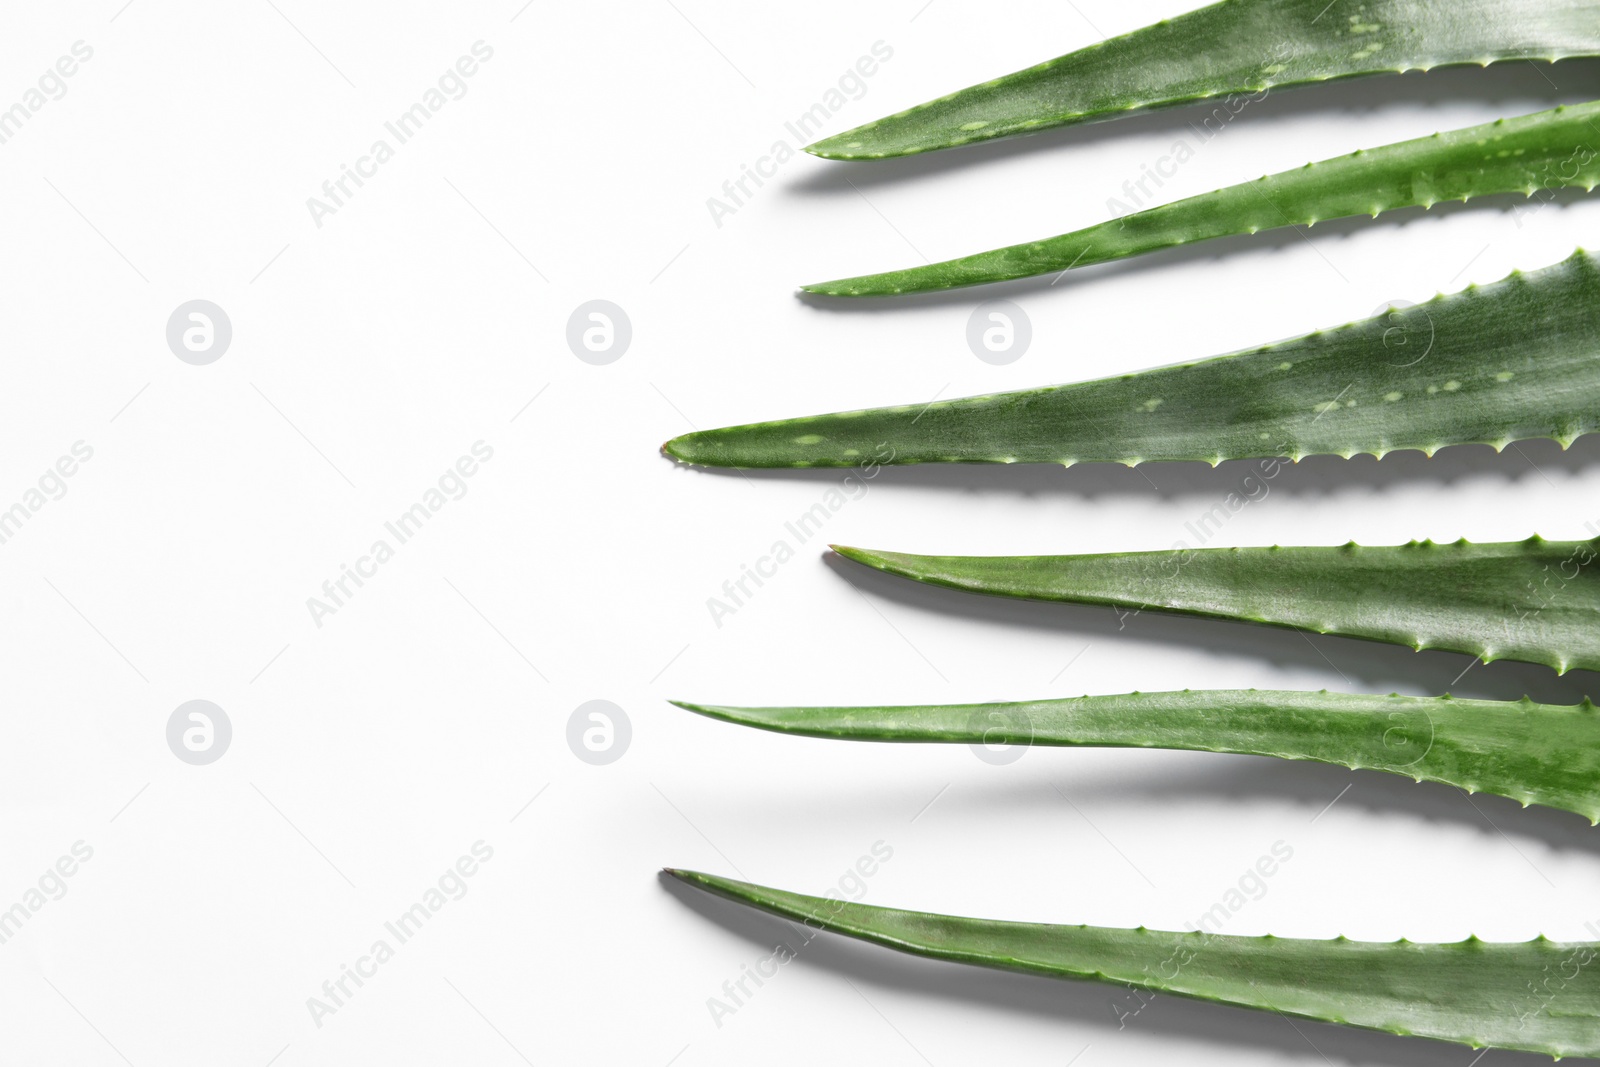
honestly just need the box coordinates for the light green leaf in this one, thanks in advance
[808,0,1600,159]
[804,102,1600,296]
[833,537,1600,673]
[669,868,1600,1058]
[668,250,1600,469]
[675,689,1600,821]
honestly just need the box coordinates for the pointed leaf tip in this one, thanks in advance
[831,544,916,573]
[801,279,852,296]
[670,700,744,727]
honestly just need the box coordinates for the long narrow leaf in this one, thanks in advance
[674,690,1600,821]
[668,868,1600,1058]
[668,250,1600,469]
[807,0,1600,159]
[804,101,1600,296]
[832,538,1600,673]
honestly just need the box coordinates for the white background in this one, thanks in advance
[0,1,1598,1064]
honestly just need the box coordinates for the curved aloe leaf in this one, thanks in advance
[668,868,1600,1057]
[807,0,1600,160]
[803,101,1600,296]
[674,690,1600,821]
[669,250,1600,469]
[833,538,1600,673]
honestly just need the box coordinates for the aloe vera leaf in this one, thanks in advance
[832,538,1600,673]
[802,101,1600,296]
[674,689,1600,821]
[807,0,1600,160]
[668,250,1600,469]
[667,868,1600,1057]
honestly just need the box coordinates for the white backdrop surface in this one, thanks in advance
[0,2,1598,1064]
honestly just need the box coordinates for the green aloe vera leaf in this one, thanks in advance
[673,689,1600,821]
[806,0,1600,160]
[802,101,1600,296]
[668,250,1600,469]
[831,538,1600,674]
[666,868,1600,1057]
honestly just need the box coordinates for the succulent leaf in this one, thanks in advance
[807,0,1600,160]
[832,538,1600,673]
[668,868,1600,1058]
[668,251,1600,469]
[804,102,1600,296]
[675,689,1600,821]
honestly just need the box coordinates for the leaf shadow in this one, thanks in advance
[1074,750,1600,857]
[857,744,1600,863]
[661,869,1591,1065]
